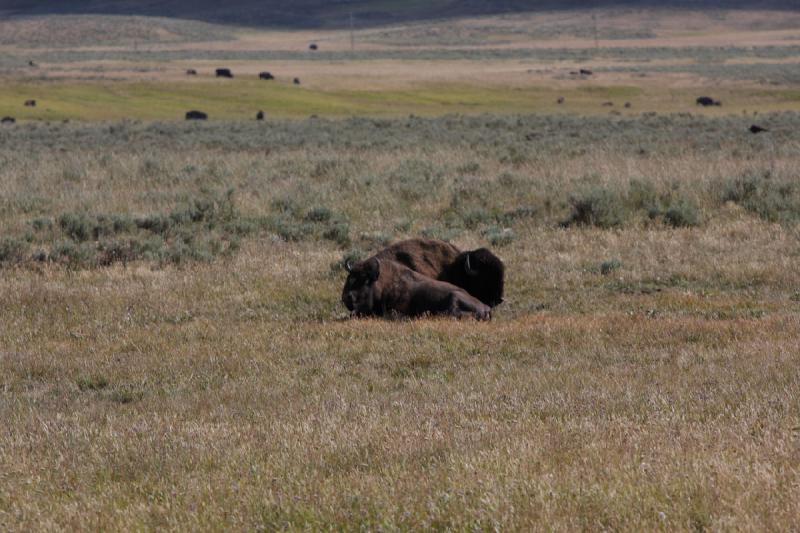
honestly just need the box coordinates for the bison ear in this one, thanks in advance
[367,258,380,282]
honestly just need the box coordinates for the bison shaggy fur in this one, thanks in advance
[185,110,208,120]
[360,238,504,307]
[342,258,491,320]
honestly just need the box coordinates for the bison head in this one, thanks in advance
[452,248,505,307]
[342,258,380,316]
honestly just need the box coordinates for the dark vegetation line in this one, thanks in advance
[2,1,798,29]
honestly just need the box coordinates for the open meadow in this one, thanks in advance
[2,5,800,531]
[1,8,800,119]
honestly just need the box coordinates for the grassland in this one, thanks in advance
[2,6,800,531]
[1,75,799,121]
[1,8,800,120]
[0,15,235,48]
[2,113,800,530]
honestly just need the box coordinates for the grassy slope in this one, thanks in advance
[1,79,799,120]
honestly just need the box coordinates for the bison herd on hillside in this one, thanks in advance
[341,238,504,321]
[0,62,772,135]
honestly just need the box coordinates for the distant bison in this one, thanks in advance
[215,68,233,78]
[256,110,265,120]
[1,116,15,124]
[749,124,768,134]
[363,238,505,308]
[342,258,491,320]
[185,110,208,120]
[557,96,565,104]
[186,69,197,75]
[293,77,301,85]
[259,72,274,80]
[28,60,36,67]
[309,43,318,50]
[579,68,593,75]
[602,101,614,107]
[696,96,721,107]
[24,100,36,107]
[624,102,632,108]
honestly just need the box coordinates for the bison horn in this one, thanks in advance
[345,260,353,272]
[465,253,478,276]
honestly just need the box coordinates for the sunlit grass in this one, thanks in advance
[1,79,799,120]
[1,112,800,528]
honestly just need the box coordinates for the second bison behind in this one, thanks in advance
[342,238,504,320]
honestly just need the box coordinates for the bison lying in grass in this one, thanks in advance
[371,238,505,307]
[342,257,491,320]
[341,238,504,320]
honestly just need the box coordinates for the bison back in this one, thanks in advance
[374,238,461,280]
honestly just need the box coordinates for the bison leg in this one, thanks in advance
[449,293,491,321]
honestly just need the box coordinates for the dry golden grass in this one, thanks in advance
[1,7,800,528]
[1,113,800,529]
[2,233,799,530]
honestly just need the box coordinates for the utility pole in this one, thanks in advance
[350,12,355,51]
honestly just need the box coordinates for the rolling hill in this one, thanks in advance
[1,0,798,28]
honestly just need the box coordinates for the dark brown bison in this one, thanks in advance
[185,110,207,120]
[215,68,233,78]
[362,238,504,307]
[1,116,15,124]
[259,72,274,80]
[696,96,721,107]
[293,77,301,85]
[557,96,565,104]
[24,100,36,107]
[186,69,197,75]
[342,258,491,320]
[749,124,768,134]
[256,110,265,120]
[579,68,593,75]
[309,43,318,50]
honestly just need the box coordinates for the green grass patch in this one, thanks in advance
[4,80,785,121]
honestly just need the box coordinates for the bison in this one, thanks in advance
[1,116,15,124]
[358,238,504,308]
[185,110,207,120]
[256,110,265,120]
[342,258,491,320]
[186,69,197,75]
[557,96,565,104]
[309,43,318,51]
[696,96,721,107]
[579,68,593,75]
[215,68,233,78]
[293,77,301,85]
[749,124,768,134]
[24,100,36,107]
[259,72,274,80]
